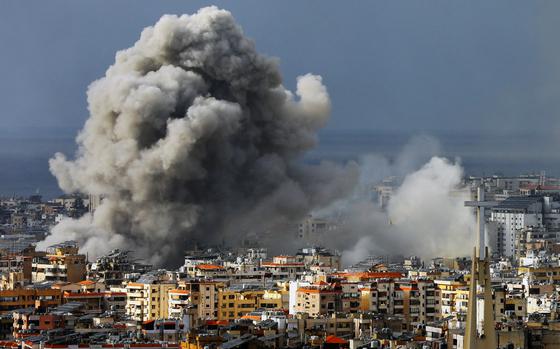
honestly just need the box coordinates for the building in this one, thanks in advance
[295,283,341,317]
[217,286,283,321]
[261,256,306,280]
[490,196,544,257]
[168,289,192,319]
[175,280,224,321]
[87,249,151,285]
[359,279,438,330]
[297,216,336,242]
[515,226,559,263]
[0,288,62,313]
[518,265,560,285]
[434,276,469,320]
[490,286,526,322]
[125,280,175,321]
[296,247,341,270]
[31,241,86,283]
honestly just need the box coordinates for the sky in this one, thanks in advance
[1,1,560,196]
[1,1,559,136]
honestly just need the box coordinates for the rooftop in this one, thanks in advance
[493,196,542,210]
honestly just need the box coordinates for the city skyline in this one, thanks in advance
[1,3,560,349]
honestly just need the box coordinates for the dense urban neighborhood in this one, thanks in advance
[1,174,559,348]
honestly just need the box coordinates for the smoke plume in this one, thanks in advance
[340,156,474,266]
[314,137,474,267]
[40,7,358,266]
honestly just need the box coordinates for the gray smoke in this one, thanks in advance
[39,7,358,266]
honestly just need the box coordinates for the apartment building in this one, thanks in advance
[294,313,354,338]
[31,241,86,283]
[168,289,192,319]
[295,284,341,317]
[217,286,283,321]
[340,283,360,313]
[261,256,306,280]
[518,265,560,284]
[359,279,437,330]
[434,276,469,319]
[491,287,527,322]
[62,290,126,316]
[176,280,224,320]
[0,288,62,313]
[125,281,175,321]
[490,196,543,257]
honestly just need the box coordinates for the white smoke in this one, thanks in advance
[339,156,474,266]
[40,7,358,266]
[316,146,475,267]
[386,157,474,256]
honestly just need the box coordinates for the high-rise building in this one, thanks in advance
[490,197,543,257]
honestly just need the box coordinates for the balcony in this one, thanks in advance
[169,299,191,305]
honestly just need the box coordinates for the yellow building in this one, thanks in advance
[125,281,175,321]
[434,277,468,319]
[31,242,86,283]
[218,287,283,321]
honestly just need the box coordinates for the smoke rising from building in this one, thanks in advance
[313,138,474,266]
[39,7,358,265]
[339,156,474,266]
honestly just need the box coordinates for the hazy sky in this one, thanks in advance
[1,1,559,138]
